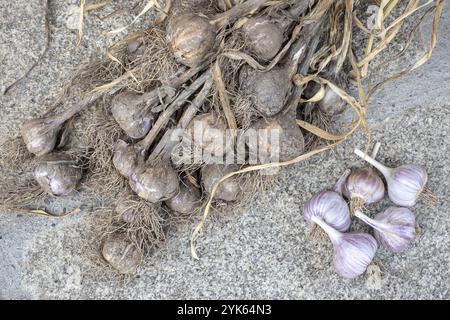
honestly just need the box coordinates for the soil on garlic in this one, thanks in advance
[239,65,290,117]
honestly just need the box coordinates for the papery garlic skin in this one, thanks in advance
[343,168,385,204]
[333,232,378,279]
[387,165,428,207]
[304,191,351,232]
[356,207,416,253]
[312,216,378,279]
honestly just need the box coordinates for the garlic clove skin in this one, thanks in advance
[312,216,377,279]
[356,207,416,253]
[21,118,60,156]
[343,168,385,204]
[387,164,427,207]
[304,191,351,232]
[32,152,82,196]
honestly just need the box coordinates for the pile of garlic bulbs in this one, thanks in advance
[303,145,434,279]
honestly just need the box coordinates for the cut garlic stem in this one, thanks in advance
[371,142,381,159]
[354,210,386,233]
[354,148,392,178]
[311,216,342,244]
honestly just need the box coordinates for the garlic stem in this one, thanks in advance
[213,0,268,29]
[371,142,381,159]
[354,148,392,178]
[311,216,342,244]
[136,69,212,156]
[354,210,386,234]
[333,169,351,195]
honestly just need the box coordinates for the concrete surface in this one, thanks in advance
[0,1,449,299]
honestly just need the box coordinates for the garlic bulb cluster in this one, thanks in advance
[312,216,378,279]
[343,168,385,213]
[302,144,433,278]
[354,149,433,207]
[355,207,416,253]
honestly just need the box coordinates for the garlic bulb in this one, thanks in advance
[167,14,217,67]
[165,179,202,214]
[312,216,378,279]
[110,91,155,139]
[354,149,434,207]
[102,233,142,274]
[129,161,179,203]
[242,17,284,61]
[343,168,385,214]
[21,118,61,156]
[355,207,416,253]
[304,170,351,238]
[32,152,82,196]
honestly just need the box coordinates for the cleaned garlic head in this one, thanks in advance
[354,149,432,207]
[304,169,351,232]
[312,216,378,279]
[343,168,385,213]
[355,207,416,253]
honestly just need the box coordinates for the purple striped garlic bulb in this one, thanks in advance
[354,149,435,207]
[343,168,385,214]
[312,216,378,279]
[355,207,416,253]
[304,170,351,240]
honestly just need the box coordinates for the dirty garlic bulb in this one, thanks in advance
[312,216,378,279]
[21,118,61,156]
[242,17,284,61]
[110,91,156,139]
[304,169,351,240]
[355,207,416,253]
[32,152,82,196]
[354,149,435,207]
[165,179,202,214]
[112,140,144,178]
[343,168,385,214]
[318,84,346,115]
[201,164,241,201]
[129,161,180,203]
[216,0,243,11]
[247,112,304,163]
[167,0,267,66]
[167,14,217,67]
[102,233,143,274]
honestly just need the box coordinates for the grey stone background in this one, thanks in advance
[0,1,449,299]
